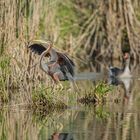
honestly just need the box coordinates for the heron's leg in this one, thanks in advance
[53,73,64,90]
[71,81,79,91]
[66,72,79,91]
[47,72,56,89]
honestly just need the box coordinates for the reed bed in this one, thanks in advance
[0,0,64,104]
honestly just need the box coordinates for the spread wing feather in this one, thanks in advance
[57,52,75,77]
[28,43,47,55]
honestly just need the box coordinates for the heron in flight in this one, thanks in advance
[28,40,75,90]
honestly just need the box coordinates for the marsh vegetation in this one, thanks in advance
[1,0,140,140]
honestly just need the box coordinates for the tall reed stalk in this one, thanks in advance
[0,0,64,103]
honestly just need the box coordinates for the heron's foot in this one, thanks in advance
[54,83,64,91]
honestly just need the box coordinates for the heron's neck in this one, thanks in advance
[39,45,51,73]
[123,57,131,75]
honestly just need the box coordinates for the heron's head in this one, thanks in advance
[123,52,130,60]
[121,46,130,60]
[46,40,53,47]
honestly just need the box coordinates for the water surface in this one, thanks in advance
[0,62,140,140]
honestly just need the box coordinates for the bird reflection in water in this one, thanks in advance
[49,132,74,140]
[108,50,133,101]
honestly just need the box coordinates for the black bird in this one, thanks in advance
[109,52,131,78]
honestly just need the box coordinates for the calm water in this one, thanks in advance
[0,62,140,140]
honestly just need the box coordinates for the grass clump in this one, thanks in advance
[78,81,113,104]
[31,86,67,113]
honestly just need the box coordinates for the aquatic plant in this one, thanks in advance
[78,81,113,104]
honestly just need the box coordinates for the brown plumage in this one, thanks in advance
[28,40,75,89]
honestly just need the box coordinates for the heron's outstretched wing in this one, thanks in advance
[28,43,47,55]
[28,42,75,76]
[57,52,75,77]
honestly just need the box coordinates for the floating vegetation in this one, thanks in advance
[78,81,113,104]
